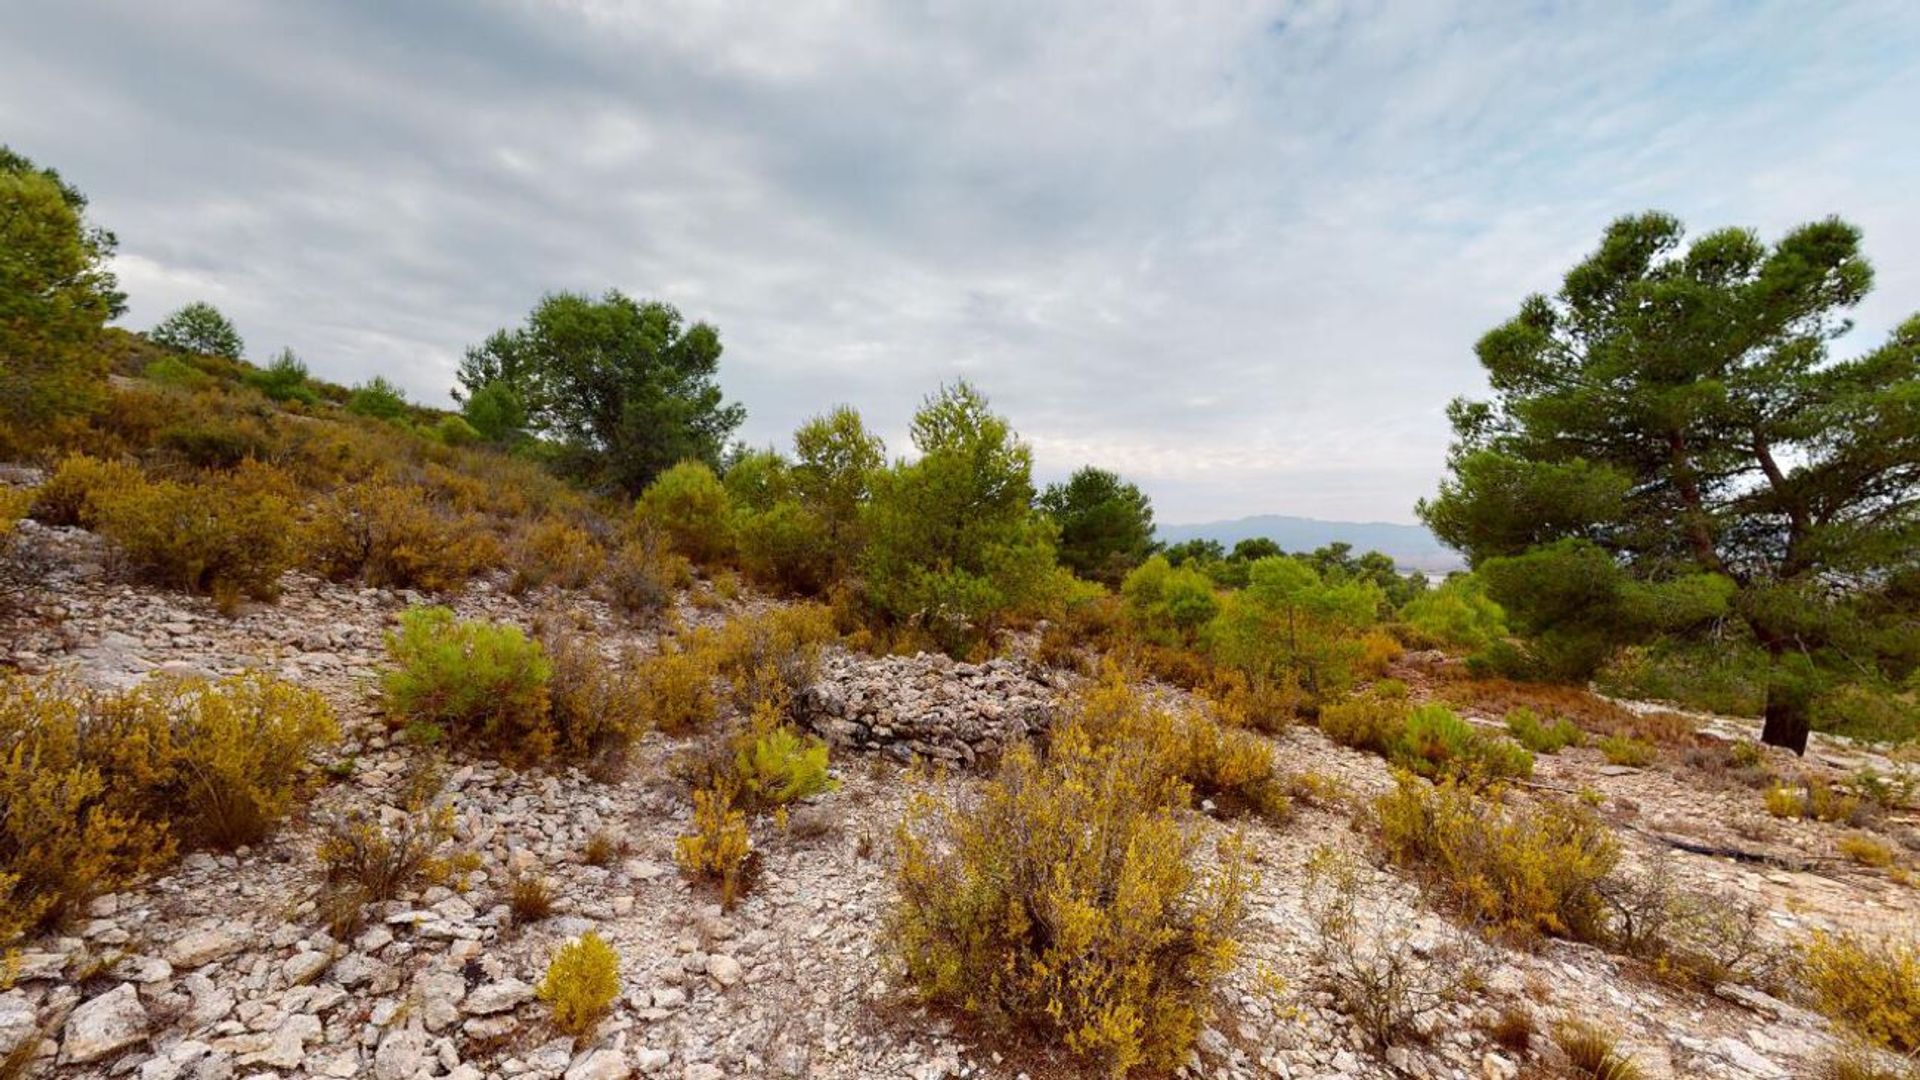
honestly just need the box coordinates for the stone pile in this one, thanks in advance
[795,651,1066,768]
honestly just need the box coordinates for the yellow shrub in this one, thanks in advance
[538,932,621,1039]
[95,464,301,612]
[1181,712,1291,820]
[708,603,834,713]
[635,641,720,734]
[1357,629,1403,677]
[509,517,605,593]
[1841,834,1896,868]
[1767,777,1863,823]
[675,781,753,909]
[542,628,649,763]
[1,671,336,947]
[28,452,142,528]
[1374,774,1618,944]
[1204,668,1303,734]
[1801,931,1920,1053]
[1597,735,1656,768]
[602,527,692,616]
[891,705,1254,1078]
[90,672,339,850]
[308,479,500,593]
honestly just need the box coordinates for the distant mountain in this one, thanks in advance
[1156,515,1465,575]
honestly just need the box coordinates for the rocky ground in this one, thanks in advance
[3,513,1918,1080]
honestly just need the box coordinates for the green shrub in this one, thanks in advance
[95,463,301,612]
[637,460,735,565]
[736,499,835,594]
[1392,704,1533,783]
[346,376,410,420]
[380,606,554,763]
[1206,556,1382,702]
[1120,555,1219,647]
[538,933,621,1039]
[143,355,214,391]
[730,702,836,810]
[1598,735,1657,767]
[1398,573,1507,653]
[243,348,318,405]
[1505,707,1582,753]
[1319,692,1408,755]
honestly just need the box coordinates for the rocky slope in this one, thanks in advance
[2,513,1917,1080]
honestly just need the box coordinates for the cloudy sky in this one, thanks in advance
[4,1,1916,523]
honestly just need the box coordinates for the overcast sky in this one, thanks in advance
[4,1,1916,523]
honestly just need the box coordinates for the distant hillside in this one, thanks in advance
[1157,515,1465,574]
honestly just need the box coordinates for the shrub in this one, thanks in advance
[1319,692,1408,755]
[729,702,837,812]
[1802,932,1920,1053]
[509,517,604,593]
[890,676,1254,1077]
[243,347,317,404]
[2,671,337,946]
[635,641,720,734]
[637,460,735,565]
[143,355,215,391]
[537,933,621,1039]
[1203,668,1303,734]
[1303,846,1480,1050]
[675,781,753,909]
[1505,707,1582,753]
[1821,1044,1920,1080]
[1557,1022,1645,1080]
[603,527,692,616]
[582,831,622,867]
[1392,704,1533,784]
[313,758,475,934]
[380,607,554,762]
[1179,712,1292,820]
[1595,852,1780,989]
[308,480,499,593]
[346,376,411,420]
[1374,775,1618,943]
[708,604,834,713]
[1206,556,1383,702]
[736,499,835,594]
[1119,555,1219,647]
[93,465,300,612]
[508,874,557,923]
[1766,777,1864,824]
[1398,573,1508,653]
[1597,735,1656,767]
[542,627,648,764]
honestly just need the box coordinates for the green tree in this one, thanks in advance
[637,460,735,565]
[1039,466,1156,586]
[1231,537,1283,562]
[458,291,744,494]
[791,405,885,549]
[861,382,1060,654]
[0,149,122,434]
[1162,538,1224,566]
[1420,212,1920,753]
[151,301,244,359]
[460,380,528,444]
[1207,556,1382,700]
[245,348,317,405]
[1119,554,1219,647]
[347,375,410,421]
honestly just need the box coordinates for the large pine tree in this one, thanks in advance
[1421,212,1919,753]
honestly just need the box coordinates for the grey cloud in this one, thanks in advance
[3,0,1916,524]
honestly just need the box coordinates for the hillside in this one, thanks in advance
[1157,515,1465,574]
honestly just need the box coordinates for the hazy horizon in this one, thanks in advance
[4,1,1916,524]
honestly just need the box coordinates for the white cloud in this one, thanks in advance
[4,0,1916,524]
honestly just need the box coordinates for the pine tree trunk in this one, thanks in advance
[1760,692,1809,755]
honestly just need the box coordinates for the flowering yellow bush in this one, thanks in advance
[94,463,301,612]
[1801,931,1920,1053]
[28,452,142,528]
[1,671,337,947]
[308,479,499,593]
[890,677,1254,1077]
[1374,773,1617,944]
[675,781,752,909]
[538,932,621,1039]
